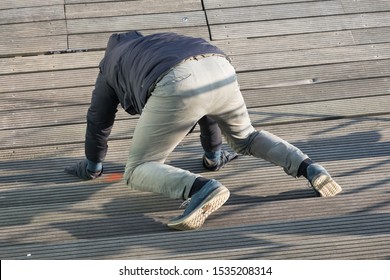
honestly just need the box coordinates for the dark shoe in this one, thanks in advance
[168,180,230,230]
[65,160,103,180]
[203,150,238,171]
[307,164,342,197]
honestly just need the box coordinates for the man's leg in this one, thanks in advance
[124,58,240,230]
[205,57,341,196]
[198,115,222,154]
[123,93,201,200]
[198,115,238,171]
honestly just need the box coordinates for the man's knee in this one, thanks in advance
[123,161,139,186]
[227,130,260,155]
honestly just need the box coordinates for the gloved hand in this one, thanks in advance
[202,150,239,171]
[65,159,102,180]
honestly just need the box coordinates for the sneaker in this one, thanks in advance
[167,180,230,230]
[307,164,342,197]
[203,150,238,171]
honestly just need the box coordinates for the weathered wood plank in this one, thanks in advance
[160,235,390,260]
[0,104,129,130]
[0,20,67,38]
[203,0,318,9]
[0,5,64,25]
[210,12,390,40]
[213,27,390,56]
[0,68,98,93]
[0,0,63,10]
[212,31,356,56]
[341,0,390,13]
[67,11,207,34]
[0,35,67,57]
[246,95,390,126]
[352,27,390,44]
[237,59,390,89]
[68,26,210,50]
[207,1,344,25]
[65,0,135,3]
[169,240,389,260]
[242,77,390,108]
[0,211,389,259]
[0,117,134,150]
[230,43,390,72]
[0,51,103,75]
[205,0,390,14]
[0,87,94,111]
[65,0,202,19]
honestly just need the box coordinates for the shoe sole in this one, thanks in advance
[312,175,342,197]
[167,187,230,231]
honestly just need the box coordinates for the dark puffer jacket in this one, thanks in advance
[100,31,225,115]
[85,31,227,163]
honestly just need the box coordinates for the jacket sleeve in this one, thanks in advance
[85,72,119,163]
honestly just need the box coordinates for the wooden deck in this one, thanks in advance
[1,0,390,259]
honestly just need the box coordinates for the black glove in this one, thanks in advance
[202,150,239,171]
[65,159,102,180]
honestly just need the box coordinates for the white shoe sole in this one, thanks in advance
[312,175,342,197]
[168,187,230,231]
